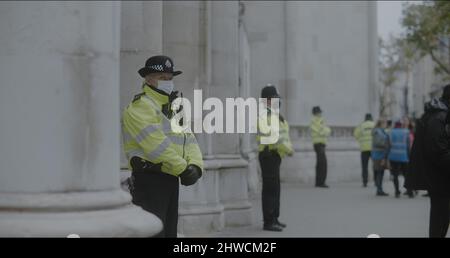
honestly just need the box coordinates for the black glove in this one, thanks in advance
[179,165,202,186]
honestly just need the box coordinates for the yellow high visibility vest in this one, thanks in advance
[310,115,331,144]
[354,120,375,151]
[256,109,294,158]
[121,84,203,176]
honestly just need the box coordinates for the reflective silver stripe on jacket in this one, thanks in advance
[135,124,161,143]
[147,138,171,160]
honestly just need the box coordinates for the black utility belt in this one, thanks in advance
[130,156,163,174]
[259,147,280,157]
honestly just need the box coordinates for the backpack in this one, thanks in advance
[404,116,430,190]
[372,128,388,149]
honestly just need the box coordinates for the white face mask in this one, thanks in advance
[157,80,174,95]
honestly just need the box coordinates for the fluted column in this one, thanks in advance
[0,1,161,237]
[161,1,252,235]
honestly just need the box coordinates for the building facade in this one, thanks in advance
[0,1,378,236]
[241,1,378,185]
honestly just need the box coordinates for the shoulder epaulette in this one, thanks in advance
[132,92,146,103]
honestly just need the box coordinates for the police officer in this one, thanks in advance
[121,55,203,237]
[257,84,294,232]
[310,106,331,188]
[354,114,375,187]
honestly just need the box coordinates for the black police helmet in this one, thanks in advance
[261,84,280,99]
[138,55,182,78]
[312,106,322,115]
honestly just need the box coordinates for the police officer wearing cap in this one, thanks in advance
[257,84,294,232]
[354,114,375,187]
[310,106,331,188]
[121,55,204,237]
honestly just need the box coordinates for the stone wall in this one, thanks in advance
[281,126,363,184]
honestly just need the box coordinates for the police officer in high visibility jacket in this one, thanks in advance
[310,106,331,188]
[121,55,203,237]
[257,84,294,232]
[354,114,375,187]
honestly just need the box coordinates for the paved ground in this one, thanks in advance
[209,180,448,238]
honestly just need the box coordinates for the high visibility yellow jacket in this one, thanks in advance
[121,84,203,177]
[310,115,331,144]
[257,109,294,158]
[353,120,375,151]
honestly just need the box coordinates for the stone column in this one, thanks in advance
[209,1,252,229]
[161,1,226,236]
[0,2,161,237]
[161,1,252,235]
[284,2,302,126]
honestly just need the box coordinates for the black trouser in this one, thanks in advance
[259,150,282,226]
[374,169,385,193]
[390,161,411,195]
[314,143,327,186]
[130,170,179,238]
[429,192,450,238]
[361,151,371,186]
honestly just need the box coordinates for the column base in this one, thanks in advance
[178,204,225,236]
[215,156,253,228]
[281,139,363,183]
[223,200,253,227]
[0,190,162,237]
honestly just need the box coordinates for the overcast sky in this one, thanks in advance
[377,1,405,41]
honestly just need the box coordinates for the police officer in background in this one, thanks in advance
[122,55,203,237]
[354,114,375,187]
[257,84,294,232]
[310,106,331,188]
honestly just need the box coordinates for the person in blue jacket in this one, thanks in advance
[371,119,390,196]
[388,121,413,198]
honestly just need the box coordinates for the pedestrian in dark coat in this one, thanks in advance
[419,85,450,238]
